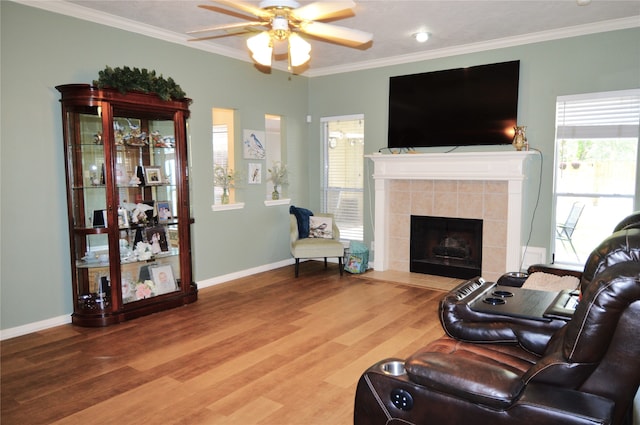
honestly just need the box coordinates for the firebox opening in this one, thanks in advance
[410,215,483,279]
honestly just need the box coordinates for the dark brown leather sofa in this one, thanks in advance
[354,227,640,425]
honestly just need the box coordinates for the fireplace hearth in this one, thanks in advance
[411,215,483,279]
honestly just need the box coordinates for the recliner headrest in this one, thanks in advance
[581,227,640,292]
[613,211,640,232]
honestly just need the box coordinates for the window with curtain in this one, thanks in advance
[321,115,364,241]
[553,89,639,265]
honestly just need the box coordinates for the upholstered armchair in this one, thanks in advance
[354,259,640,425]
[290,213,344,277]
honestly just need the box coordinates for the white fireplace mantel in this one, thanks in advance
[366,151,536,275]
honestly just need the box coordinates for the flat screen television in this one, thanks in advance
[387,60,520,149]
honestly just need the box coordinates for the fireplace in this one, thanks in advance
[411,216,483,279]
[366,151,536,281]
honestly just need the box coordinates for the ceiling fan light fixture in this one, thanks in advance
[288,33,311,67]
[271,15,290,40]
[247,31,273,66]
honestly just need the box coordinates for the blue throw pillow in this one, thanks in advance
[290,205,313,238]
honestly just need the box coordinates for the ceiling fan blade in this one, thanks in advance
[197,5,258,22]
[187,21,265,35]
[291,1,355,21]
[187,31,251,42]
[204,0,272,19]
[300,21,373,47]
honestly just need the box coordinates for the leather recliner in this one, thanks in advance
[438,227,640,352]
[354,229,640,425]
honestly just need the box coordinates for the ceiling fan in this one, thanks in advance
[187,0,373,69]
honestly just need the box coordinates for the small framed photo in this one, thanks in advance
[118,206,130,228]
[248,163,262,184]
[168,227,179,248]
[157,201,172,222]
[144,166,163,185]
[151,264,177,295]
[145,226,169,253]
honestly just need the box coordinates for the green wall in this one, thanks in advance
[307,28,640,255]
[1,2,309,331]
[1,1,639,332]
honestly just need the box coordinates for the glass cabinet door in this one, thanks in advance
[113,116,180,304]
[67,110,112,313]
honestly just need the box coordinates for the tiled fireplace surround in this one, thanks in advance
[368,151,535,282]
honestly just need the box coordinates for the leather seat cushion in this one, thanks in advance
[406,335,540,408]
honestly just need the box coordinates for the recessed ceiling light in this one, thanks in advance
[413,32,430,43]
[576,0,591,5]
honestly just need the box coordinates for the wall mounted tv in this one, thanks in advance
[388,60,520,149]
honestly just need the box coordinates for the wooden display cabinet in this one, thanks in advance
[57,84,197,326]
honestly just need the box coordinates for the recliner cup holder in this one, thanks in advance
[483,297,506,305]
[492,290,514,297]
[380,360,406,376]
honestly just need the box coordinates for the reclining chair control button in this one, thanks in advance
[390,388,413,411]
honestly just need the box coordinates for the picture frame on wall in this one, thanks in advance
[248,163,262,184]
[243,130,266,159]
[144,166,163,185]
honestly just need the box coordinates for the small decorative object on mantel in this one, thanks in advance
[92,66,187,101]
[512,125,527,151]
[213,165,239,204]
[268,162,289,200]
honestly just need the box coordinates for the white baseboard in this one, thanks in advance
[197,258,294,289]
[1,314,72,341]
[1,258,297,341]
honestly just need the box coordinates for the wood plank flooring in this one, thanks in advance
[1,262,452,425]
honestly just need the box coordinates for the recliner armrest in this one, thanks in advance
[527,263,583,279]
[405,352,524,409]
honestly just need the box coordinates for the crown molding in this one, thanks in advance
[12,1,640,78]
[305,16,640,77]
[12,0,296,71]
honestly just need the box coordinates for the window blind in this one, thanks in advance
[556,90,640,139]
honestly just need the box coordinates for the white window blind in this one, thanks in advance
[556,90,640,139]
[321,115,364,241]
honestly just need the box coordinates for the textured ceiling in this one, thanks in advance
[23,0,640,75]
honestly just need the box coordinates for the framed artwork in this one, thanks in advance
[248,163,262,184]
[151,265,177,295]
[144,166,163,185]
[243,130,266,159]
[145,226,169,253]
[157,201,172,222]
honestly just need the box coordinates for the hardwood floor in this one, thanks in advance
[1,262,451,425]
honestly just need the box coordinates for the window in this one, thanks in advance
[212,108,235,204]
[264,114,283,199]
[553,89,639,265]
[321,115,364,241]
